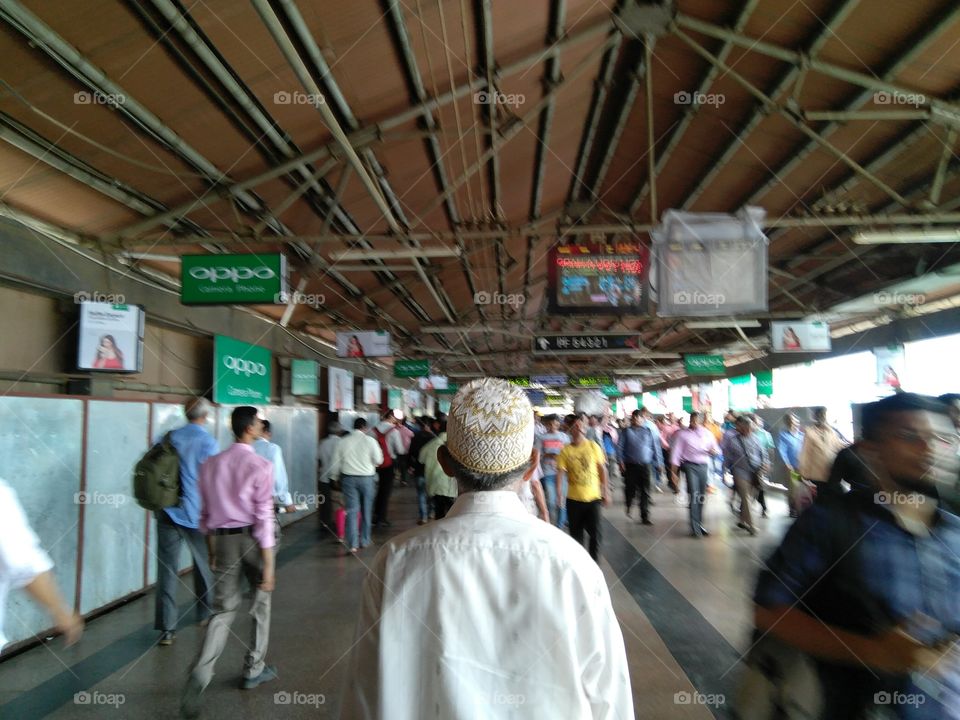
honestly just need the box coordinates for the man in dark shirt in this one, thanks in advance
[753,393,960,719]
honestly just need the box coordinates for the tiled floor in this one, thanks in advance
[0,481,792,719]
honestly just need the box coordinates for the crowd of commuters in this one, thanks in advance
[3,383,960,719]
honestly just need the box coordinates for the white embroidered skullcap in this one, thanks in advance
[447,378,534,474]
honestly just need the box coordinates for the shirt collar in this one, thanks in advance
[446,490,528,519]
[231,442,255,453]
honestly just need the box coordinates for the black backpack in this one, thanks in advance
[133,432,181,511]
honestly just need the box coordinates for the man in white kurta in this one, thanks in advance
[340,378,633,719]
[0,478,83,649]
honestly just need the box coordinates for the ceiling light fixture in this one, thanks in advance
[853,229,960,244]
[330,248,461,261]
[684,320,762,329]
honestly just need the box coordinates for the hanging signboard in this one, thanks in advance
[654,208,768,317]
[531,374,568,386]
[770,321,832,353]
[568,375,614,388]
[394,359,430,377]
[290,359,318,396]
[616,379,643,393]
[534,334,642,353]
[684,354,725,376]
[418,375,448,390]
[754,370,773,397]
[181,253,287,305]
[403,389,421,409]
[387,388,404,410]
[526,390,547,406]
[362,378,382,405]
[213,335,272,405]
[336,331,392,358]
[873,345,905,389]
[328,366,354,411]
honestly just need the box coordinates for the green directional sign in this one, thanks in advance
[214,335,272,405]
[505,376,530,387]
[394,359,430,378]
[545,395,567,406]
[290,359,318,396]
[568,375,613,388]
[181,254,286,305]
[435,384,460,395]
[754,370,773,396]
[601,384,620,397]
[684,354,725,376]
[682,396,694,412]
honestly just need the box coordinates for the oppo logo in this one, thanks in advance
[189,265,275,283]
[223,356,267,377]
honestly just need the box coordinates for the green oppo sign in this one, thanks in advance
[684,354,725,376]
[754,370,773,396]
[213,335,272,404]
[394,359,430,378]
[290,359,318,396]
[181,254,287,305]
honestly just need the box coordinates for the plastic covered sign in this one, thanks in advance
[654,207,768,317]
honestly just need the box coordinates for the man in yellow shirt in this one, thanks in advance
[557,414,610,561]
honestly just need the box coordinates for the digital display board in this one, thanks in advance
[547,241,649,314]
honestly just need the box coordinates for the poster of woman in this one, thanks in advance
[77,302,144,372]
[329,367,355,411]
[335,331,392,358]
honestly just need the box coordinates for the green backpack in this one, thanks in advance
[133,432,181,511]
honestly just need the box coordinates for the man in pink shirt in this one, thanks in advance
[182,407,277,719]
[670,412,720,538]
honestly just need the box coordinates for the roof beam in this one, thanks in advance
[0,0,288,236]
[566,28,622,204]
[410,34,618,227]
[674,11,960,116]
[673,0,859,211]
[737,1,960,210]
[673,28,911,207]
[122,210,960,247]
[628,0,761,215]
[108,16,613,242]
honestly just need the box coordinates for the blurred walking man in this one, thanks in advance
[752,393,960,718]
[181,407,277,719]
[155,398,218,646]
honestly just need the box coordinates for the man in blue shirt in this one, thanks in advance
[641,406,664,491]
[155,398,219,646]
[777,413,804,516]
[618,409,664,524]
[752,393,960,719]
